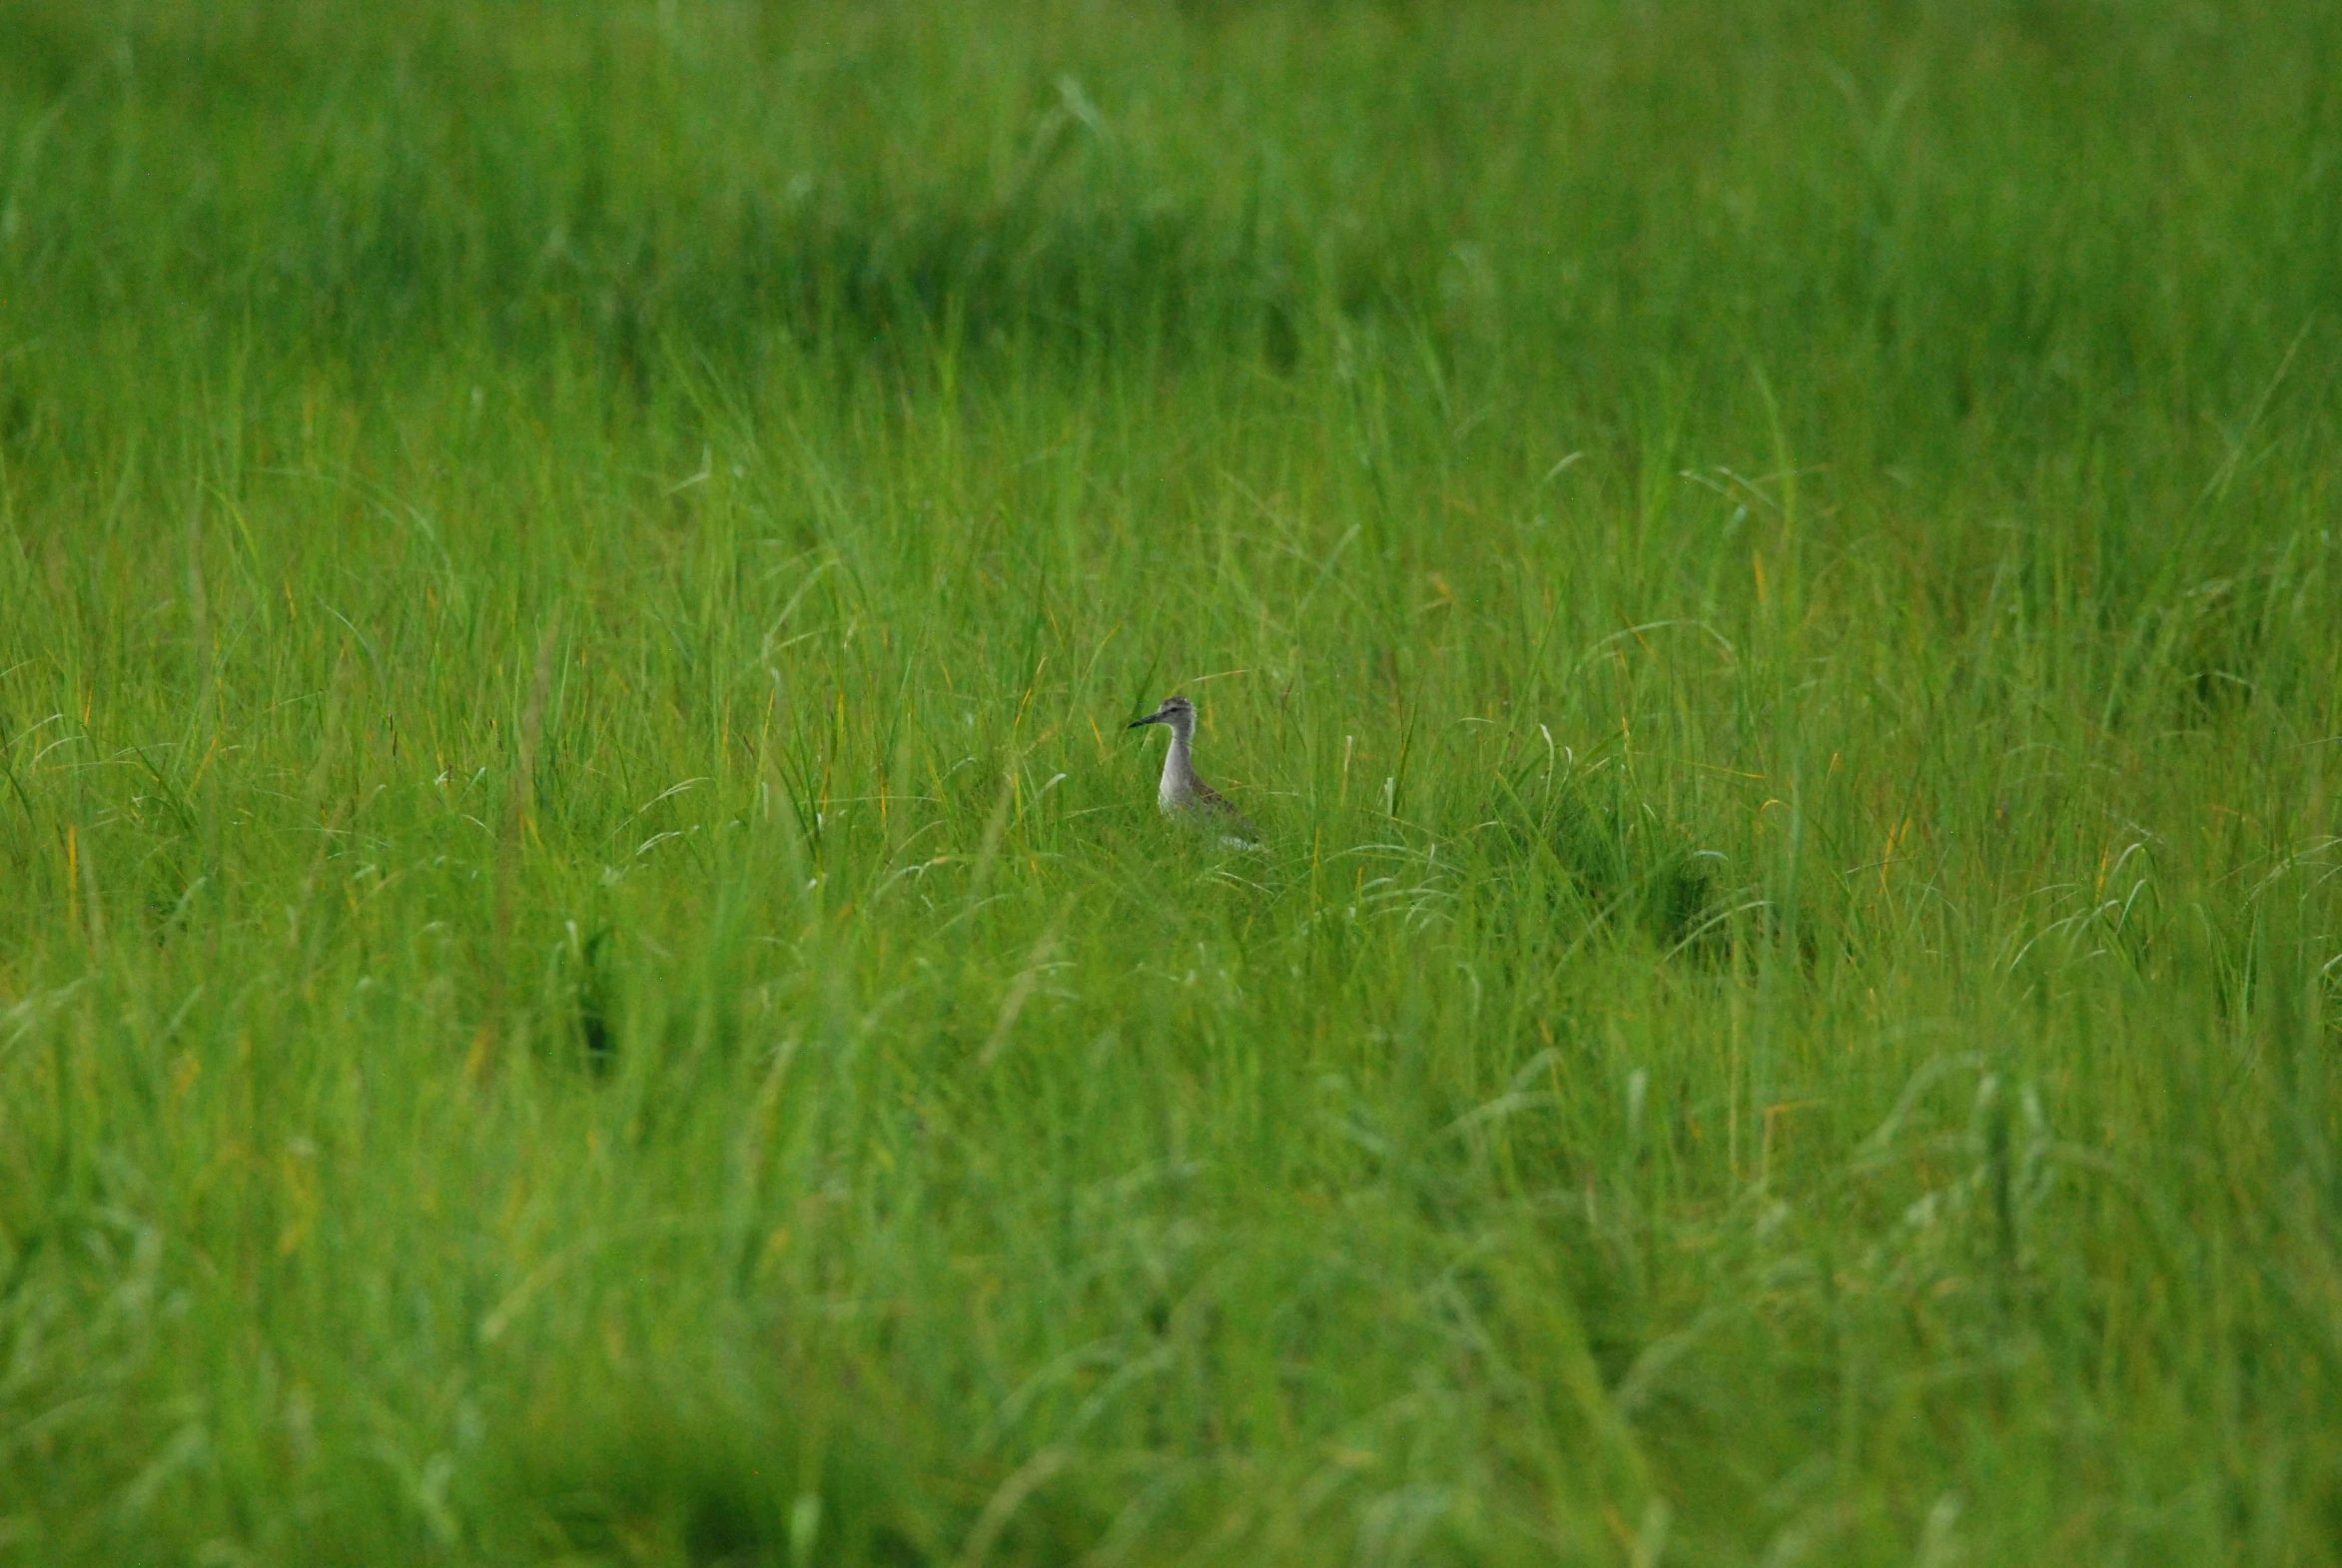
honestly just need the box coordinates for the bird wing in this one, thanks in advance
[1190,780,1260,844]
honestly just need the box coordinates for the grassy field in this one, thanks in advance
[3,1,2340,1562]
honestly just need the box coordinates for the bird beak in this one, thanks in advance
[1128,711,1165,730]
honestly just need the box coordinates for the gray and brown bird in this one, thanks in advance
[1128,694,1258,847]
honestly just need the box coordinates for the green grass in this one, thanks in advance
[3,1,2340,1562]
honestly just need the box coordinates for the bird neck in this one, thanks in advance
[1158,729,1198,804]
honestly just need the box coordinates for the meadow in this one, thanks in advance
[2,1,2339,1562]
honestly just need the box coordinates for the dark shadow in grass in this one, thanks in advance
[548,921,621,1076]
[250,142,1332,385]
[505,1362,1112,1568]
[575,924,617,1070]
[510,1377,938,1568]
[1472,748,1733,965]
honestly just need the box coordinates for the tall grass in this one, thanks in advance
[1,1,2338,1563]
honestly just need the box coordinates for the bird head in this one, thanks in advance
[1127,694,1196,737]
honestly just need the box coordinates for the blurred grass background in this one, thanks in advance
[1,0,2339,1563]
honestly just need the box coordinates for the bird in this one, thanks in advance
[1127,693,1259,847]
